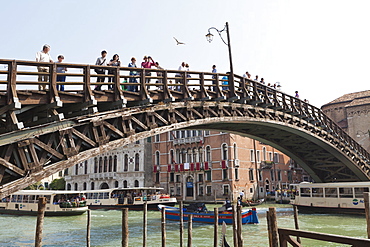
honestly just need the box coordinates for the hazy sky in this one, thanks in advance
[1,0,369,107]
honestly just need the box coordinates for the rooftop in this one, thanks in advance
[322,90,370,108]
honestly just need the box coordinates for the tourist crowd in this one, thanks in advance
[35,44,304,100]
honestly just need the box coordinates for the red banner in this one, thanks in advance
[221,160,227,169]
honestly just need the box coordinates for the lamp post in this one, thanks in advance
[206,22,238,99]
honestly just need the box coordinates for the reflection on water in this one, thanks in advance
[0,203,367,247]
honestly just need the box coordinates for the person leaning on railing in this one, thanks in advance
[107,54,121,90]
[35,44,53,90]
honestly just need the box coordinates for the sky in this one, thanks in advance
[1,0,370,107]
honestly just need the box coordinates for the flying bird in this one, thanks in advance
[173,37,185,45]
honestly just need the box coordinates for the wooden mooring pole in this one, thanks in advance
[293,206,301,243]
[180,201,184,247]
[143,201,147,247]
[188,214,193,247]
[122,208,129,247]
[214,208,219,247]
[237,205,243,247]
[267,207,279,247]
[161,207,166,247]
[364,192,370,239]
[232,204,238,247]
[35,197,47,247]
[87,209,91,247]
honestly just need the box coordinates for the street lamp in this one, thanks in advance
[206,22,238,99]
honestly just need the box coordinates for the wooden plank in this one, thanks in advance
[278,228,370,245]
[0,166,6,183]
[0,157,25,176]
[33,138,65,160]
[131,116,149,130]
[102,120,125,137]
[71,128,97,147]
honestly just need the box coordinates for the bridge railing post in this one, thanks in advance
[49,62,59,103]
[162,70,174,102]
[181,71,193,101]
[139,69,152,104]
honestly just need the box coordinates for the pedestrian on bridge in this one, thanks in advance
[128,57,138,92]
[141,56,156,89]
[107,54,121,90]
[95,50,107,90]
[36,44,53,90]
[56,55,67,91]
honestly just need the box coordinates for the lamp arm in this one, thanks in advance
[207,26,228,45]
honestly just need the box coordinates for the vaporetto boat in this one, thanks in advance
[83,187,177,210]
[290,182,370,214]
[0,190,89,216]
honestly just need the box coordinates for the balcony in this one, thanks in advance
[173,136,203,145]
[261,161,274,169]
[89,172,117,180]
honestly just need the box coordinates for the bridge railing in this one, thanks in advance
[0,59,369,162]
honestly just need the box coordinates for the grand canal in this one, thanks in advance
[0,203,367,246]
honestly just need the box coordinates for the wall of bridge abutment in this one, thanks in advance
[0,59,370,196]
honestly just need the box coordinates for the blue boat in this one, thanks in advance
[158,203,259,225]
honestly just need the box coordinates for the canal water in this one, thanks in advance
[0,203,367,246]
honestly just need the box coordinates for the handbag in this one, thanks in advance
[94,58,106,73]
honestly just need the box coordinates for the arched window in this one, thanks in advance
[91,182,95,190]
[222,143,228,160]
[170,149,175,164]
[114,181,119,188]
[124,154,128,171]
[233,143,237,159]
[74,183,78,191]
[262,147,267,161]
[113,155,117,172]
[83,182,87,190]
[108,156,113,172]
[134,180,139,187]
[135,153,140,171]
[192,148,198,163]
[187,148,192,163]
[206,146,211,162]
[100,182,109,189]
[176,149,181,163]
[99,157,103,173]
[198,147,203,162]
[155,151,160,166]
[123,180,128,188]
[181,148,186,163]
[103,157,108,172]
[84,161,88,174]
[94,158,98,173]
[67,183,71,190]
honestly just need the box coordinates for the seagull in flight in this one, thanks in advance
[173,37,185,45]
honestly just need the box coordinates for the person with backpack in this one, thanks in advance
[95,50,107,90]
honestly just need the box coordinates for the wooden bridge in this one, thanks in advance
[0,59,370,198]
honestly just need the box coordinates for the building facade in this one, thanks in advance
[152,130,307,202]
[321,90,370,152]
[65,138,153,191]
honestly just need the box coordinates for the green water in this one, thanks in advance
[0,204,367,246]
